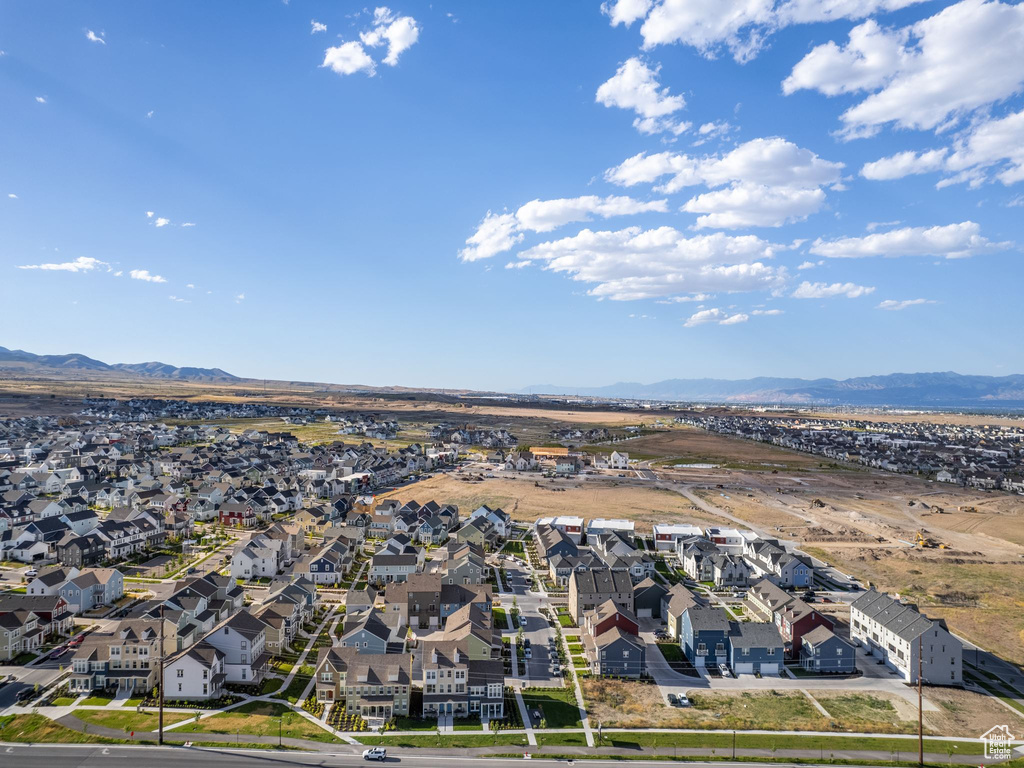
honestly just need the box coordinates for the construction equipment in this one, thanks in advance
[914,530,950,549]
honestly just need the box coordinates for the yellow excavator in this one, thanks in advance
[915,530,949,549]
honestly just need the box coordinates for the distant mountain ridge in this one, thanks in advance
[524,372,1024,407]
[0,346,238,382]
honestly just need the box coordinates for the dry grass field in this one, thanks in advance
[377,472,723,531]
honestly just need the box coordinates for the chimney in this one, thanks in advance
[431,649,438,664]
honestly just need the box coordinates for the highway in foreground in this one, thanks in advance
[0,744,916,768]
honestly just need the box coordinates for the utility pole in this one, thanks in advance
[918,634,924,767]
[159,602,165,745]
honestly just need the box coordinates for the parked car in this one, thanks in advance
[718,663,732,678]
[16,688,35,703]
[69,634,85,647]
[50,646,67,660]
[362,748,387,761]
[24,569,38,579]
[667,693,679,706]
[519,615,527,628]
[523,638,531,648]
[677,694,691,707]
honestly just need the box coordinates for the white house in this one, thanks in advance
[850,589,962,684]
[609,451,630,470]
[165,643,227,700]
[652,524,703,551]
[201,610,271,685]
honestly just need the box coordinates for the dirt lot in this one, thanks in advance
[580,680,919,733]
[619,426,825,471]
[378,472,723,531]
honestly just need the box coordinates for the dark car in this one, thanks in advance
[16,688,35,703]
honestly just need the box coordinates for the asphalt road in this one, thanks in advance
[0,745,918,768]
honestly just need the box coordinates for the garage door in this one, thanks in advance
[733,662,753,674]
[637,608,652,618]
[759,663,779,675]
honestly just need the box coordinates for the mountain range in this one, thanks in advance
[524,372,1024,407]
[0,346,238,382]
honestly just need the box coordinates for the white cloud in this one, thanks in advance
[360,7,420,66]
[622,0,927,63]
[168,295,190,303]
[129,269,167,283]
[810,221,1012,259]
[595,57,689,135]
[146,211,154,218]
[866,220,901,231]
[85,29,106,44]
[311,20,327,34]
[659,292,714,303]
[35,96,46,104]
[862,109,1024,187]
[235,293,245,303]
[513,226,785,301]
[460,195,668,259]
[459,212,523,262]
[154,217,170,227]
[751,308,783,315]
[181,222,196,227]
[877,298,935,310]
[684,307,749,326]
[784,0,1024,138]
[323,41,376,76]
[8,193,17,199]
[147,110,154,118]
[682,183,826,228]
[113,270,123,277]
[505,260,533,269]
[792,281,876,298]
[606,137,843,193]
[18,256,106,273]
[514,195,668,233]
[692,120,732,146]
[186,283,195,289]
[602,0,654,26]
[797,260,819,269]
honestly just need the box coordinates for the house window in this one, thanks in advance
[767,648,775,656]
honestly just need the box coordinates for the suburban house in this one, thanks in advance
[727,621,785,675]
[653,524,704,552]
[799,625,856,674]
[745,578,834,655]
[581,600,645,677]
[201,610,272,685]
[314,646,413,721]
[420,640,505,720]
[59,568,125,614]
[568,568,634,624]
[164,642,228,700]
[681,606,730,668]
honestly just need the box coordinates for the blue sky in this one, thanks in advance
[1,0,1022,390]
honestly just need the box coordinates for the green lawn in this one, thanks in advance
[557,614,576,628]
[391,716,438,731]
[593,731,985,755]
[492,607,508,629]
[0,714,127,744]
[273,675,312,704]
[180,700,339,743]
[258,676,284,695]
[359,733,528,747]
[51,697,77,706]
[74,709,192,733]
[520,687,582,729]
[81,692,116,706]
[536,732,589,746]
[656,642,685,661]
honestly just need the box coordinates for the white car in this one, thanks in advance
[24,569,38,579]
[718,663,732,678]
[524,647,532,659]
[362,747,387,761]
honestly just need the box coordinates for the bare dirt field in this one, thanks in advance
[377,472,723,531]
[607,426,826,470]
[580,680,919,733]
